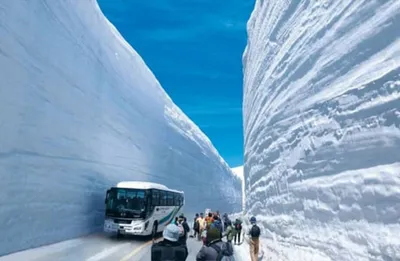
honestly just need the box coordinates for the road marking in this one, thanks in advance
[119,238,162,261]
[86,243,130,261]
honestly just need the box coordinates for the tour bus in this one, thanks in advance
[103,181,184,237]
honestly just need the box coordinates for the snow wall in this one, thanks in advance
[0,0,242,256]
[243,1,400,260]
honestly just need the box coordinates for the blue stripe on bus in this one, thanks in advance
[159,206,182,225]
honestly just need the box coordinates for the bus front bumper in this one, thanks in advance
[104,220,146,235]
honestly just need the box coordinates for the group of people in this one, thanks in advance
[151,211,261,261]
[192,212,243,246]
[151,214,191,260]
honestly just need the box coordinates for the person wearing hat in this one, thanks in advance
[151,224,188,261]
[247,216,261,261]
[196,227,233,261]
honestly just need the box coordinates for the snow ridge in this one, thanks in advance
[243,0,400,260]
[0,0,241,256]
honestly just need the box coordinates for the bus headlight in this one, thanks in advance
[144,221,149,230]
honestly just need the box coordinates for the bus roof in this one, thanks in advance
[115,181,184,194]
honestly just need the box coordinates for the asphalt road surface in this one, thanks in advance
[0,234,204,261]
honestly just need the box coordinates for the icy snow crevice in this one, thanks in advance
[243,0,400,260]
[0,0,241,256]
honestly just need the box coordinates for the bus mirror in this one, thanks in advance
[105,190,110,204]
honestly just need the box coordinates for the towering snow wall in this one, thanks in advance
[0,0,241,256]
[243,0,400,260]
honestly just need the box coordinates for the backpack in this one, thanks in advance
[211,220,223,233]
[177,223,184,237]
[235,223,242,230]
[151,242,188,261]
[250,225,261,238]
[210,243,233,261]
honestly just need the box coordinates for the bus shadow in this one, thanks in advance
[105,232,163,243]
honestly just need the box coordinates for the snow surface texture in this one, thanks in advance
[232,166,245,210]
[0,0,241,256]
[243,0,400,260]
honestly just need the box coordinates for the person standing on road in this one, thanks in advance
[233,218,243,245]
[192,213,200,238]
[222,219,235,244]
[151,224,188,261]
[177,214,190,246]
[247,216,261,261]
[197,213,206,241]
[222,213,230,231]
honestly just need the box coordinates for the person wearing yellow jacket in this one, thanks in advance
[195,213,206,241]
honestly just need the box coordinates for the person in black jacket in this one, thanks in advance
[192,213,200,238]
[151,224,188,261]
[247,216,261,261]
[177,214,190,246]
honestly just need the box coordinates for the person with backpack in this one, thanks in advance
[247,216,261,261]
[233,218,242,245]
[196,227,234,261]
[210,215,223,236]
[151,223,188,261]
[222,219,235,244]
[205,212,214,229]
[177,214,190,246]
[222,213,231,231]
[192,213,200,238]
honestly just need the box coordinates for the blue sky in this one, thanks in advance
[98,0,253,167]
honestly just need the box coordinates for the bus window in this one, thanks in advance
[175,193,180,206]
[179,194,184,206]
[152,190,159,206]
[159,191,166,206]
[117,189,126,199]
[167,192,174,206]
[173,193,179,206]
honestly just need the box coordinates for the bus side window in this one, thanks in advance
[180,194,184,206]
[167,192,173,206]
[175,193,180,206]
[152,190,159,206]
[159,191,166,206]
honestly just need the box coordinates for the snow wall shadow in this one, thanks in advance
[0,0,241,256]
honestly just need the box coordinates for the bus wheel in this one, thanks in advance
[152,222,158,239]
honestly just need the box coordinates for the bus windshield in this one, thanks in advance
[106,188,146,216]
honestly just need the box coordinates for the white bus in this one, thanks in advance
[103,181,184,237]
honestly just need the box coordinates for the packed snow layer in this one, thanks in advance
[232,166,245,210]
[0,0,241,256]
[243,0,400,260]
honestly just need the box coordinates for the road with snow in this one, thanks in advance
[0,234,204,261]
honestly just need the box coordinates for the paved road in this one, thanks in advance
[0,234,203,261]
